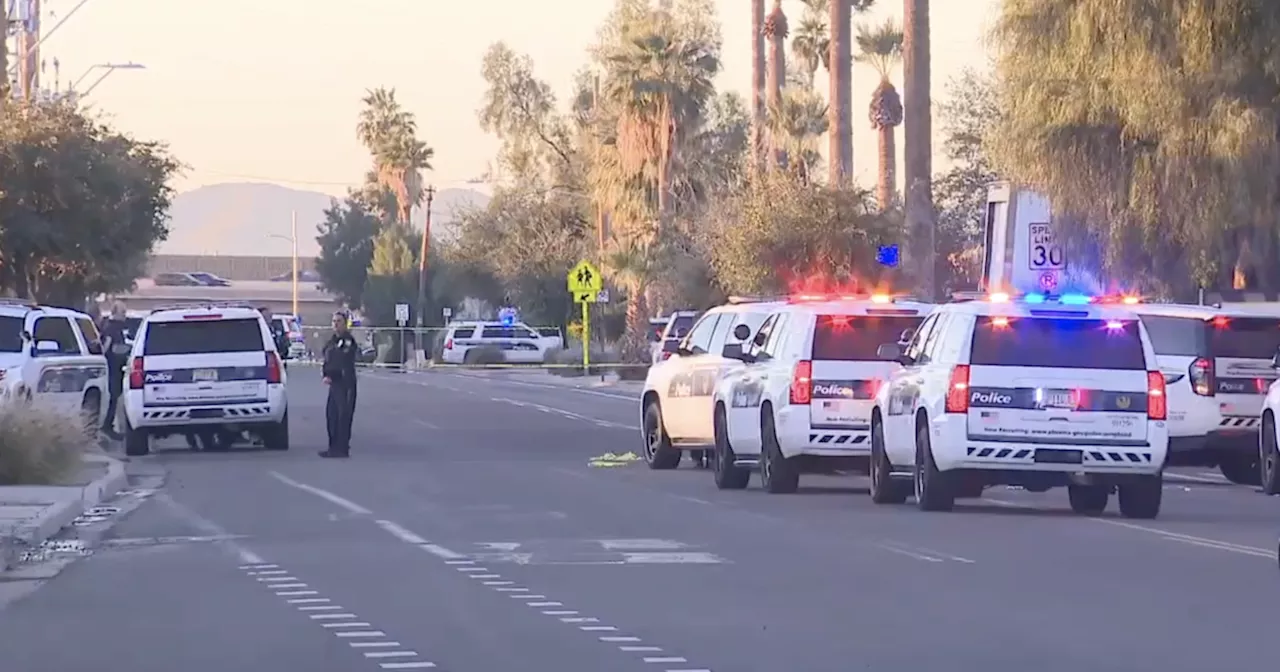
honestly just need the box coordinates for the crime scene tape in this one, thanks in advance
[589,451,642,467]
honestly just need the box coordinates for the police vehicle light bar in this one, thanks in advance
[958,291,1141,305]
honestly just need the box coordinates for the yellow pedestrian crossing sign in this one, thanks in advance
[568,260,603,294]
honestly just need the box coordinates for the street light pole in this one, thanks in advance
[291,210,299,317]
[414,185,436,360]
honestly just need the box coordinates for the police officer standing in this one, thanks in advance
[97,301,130,441]
[319,311,359,458]
[259,306,291,361]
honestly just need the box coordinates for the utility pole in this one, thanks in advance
[414,185,436,361]
[17,0,38,101]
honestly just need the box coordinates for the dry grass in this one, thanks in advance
[0,402,88,485]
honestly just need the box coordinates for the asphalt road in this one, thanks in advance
[1,366,1277,671]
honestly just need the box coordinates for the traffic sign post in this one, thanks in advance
[568,260,603,372]
[395,303,410,325]
[394,303,410,371]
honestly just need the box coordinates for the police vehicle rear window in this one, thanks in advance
[970,317,1146,369]
[1209,317,1280,359]
[124,318,143,340]
[143,318,265,356]
[480,326,535,339]
[813,315,925,361]
[0,316,22,352]
[1138,315,1207,356]
[666,315,695,338]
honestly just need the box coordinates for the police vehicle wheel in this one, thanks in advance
[713,405,750,490]
[913,423,954,512]
[1218,454,1262,486]
[869,421,909,504]
[760,412,799,494]
[1067,485,1109,516]
[263,412,290,451]
[1260,414,1280,495]
[642,402,681,470]
[1117,474,1162,519]
[123,419,149,457]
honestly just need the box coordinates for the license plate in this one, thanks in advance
[1033,448,1083,464]
[1042,389,1076,409]
[189,408,224,419]
[193,369,218,382]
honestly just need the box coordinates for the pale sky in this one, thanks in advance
[38,0,998,197]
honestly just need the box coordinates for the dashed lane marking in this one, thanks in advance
[273,474,716,672]
[240,563,438,669]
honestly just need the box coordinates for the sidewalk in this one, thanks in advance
[0,452,128,571]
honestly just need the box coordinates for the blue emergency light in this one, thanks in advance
[876,244,899,268]
[498,307,517,326]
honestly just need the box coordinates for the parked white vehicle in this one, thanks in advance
[710,295,933,492]
[439,321,550,364]
[869,291,1169,518]
[0,299,109,428]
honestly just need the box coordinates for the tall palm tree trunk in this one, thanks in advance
[622,280,651,362]
[765,0,788,169]
[877,116,896,209]
[751,0,767,172]
[903,0,935,298]
[829,0,853,184]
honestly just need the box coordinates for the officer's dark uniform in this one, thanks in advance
[320,327,359,457]
[98,317,129,438]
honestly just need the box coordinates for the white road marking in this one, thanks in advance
[1165,472,1229,484]
[276,590,319,596]
[420,544,464,559]
[456,567,487,573]
[483,581,514,585]
[267,583,308,589]
[288,598,330,604]
[562,617,600,623]
[542,610,577,615]
[311,613,358,619]
[412,419,439,430]
[512,594,546,599]
[469,574,501,579]
[378,663,436,669]
[873,542,944,562]
[324,622,373,628]
[600,636,641,642]
[495,587,528,592]
[300,605,343,611]
[158,493,264,564]
[249,569,288,575]
[527,601,564,607]
[376,519,429,544]
[644,657,687,663]
[365,651,419,659]
[337,631,388,638]
[621,646,664,652]
[351,642,403,648]
[443,559,474,565]
[269,472,372,514]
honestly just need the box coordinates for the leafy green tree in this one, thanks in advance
[0,100,179,304]
[933,68,999,292]
[314,196,384,309]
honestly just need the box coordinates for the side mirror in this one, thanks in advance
[1272,352,1280,369]
[877,342,904,362]
[722,342,746,360]
[662,339,681,355]
[34,340,59,354]
[732,324,751,341]
[898,328,914,345]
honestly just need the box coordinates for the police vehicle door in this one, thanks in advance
[1208,315,1280,427]
[725,313,784,452]
[883,313,940,445]
[30,315,104,415]
[661,313,727,441]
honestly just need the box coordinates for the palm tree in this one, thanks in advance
[855,18,904,210]
[356,88,435,226]
[828,0,878,185]
[603,230,661,363]
[751,0,766,170]
[763,0,788,168]
[903,0,934,298]
[0,11,9,100]
[767,87,830,184]
[790,0,829,88]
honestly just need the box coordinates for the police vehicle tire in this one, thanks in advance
[1261,414,1280,495]
[759,412,799,494]
[913,423,954,512]
[263,411,290,451]
[1218,454,1262,486]
[1067,485,1109,516]
[1117,474,1162,519]
[712,405,750,490]
[123,418,149,457]
[80,391,102,437]
[869,420,908,504]
[642,402,681,470]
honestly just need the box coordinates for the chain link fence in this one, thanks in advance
[296,326,650,379]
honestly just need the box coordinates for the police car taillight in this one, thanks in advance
[266,352,282,383]
[1188,357,1214,396]
[1147,371,1167,420]
[129,357,145,389]
[444,338,454,350]
[944,365,970,413]
[790,360,812,404]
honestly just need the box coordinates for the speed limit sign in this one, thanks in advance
[1028,222,1065,270]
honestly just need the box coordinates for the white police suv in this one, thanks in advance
[640,298,781,469]
[0,298,109,428]
[121,303,288,456]
[710,294,933,492]
[869,292,1169,518]
[1133,303,1280,485]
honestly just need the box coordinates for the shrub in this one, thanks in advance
[462,345,506,366]
[544,347,622,377]
[0,402,87,485]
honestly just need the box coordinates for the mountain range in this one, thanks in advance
[160,182,490,257]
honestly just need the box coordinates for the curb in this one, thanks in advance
[0,452,128,570]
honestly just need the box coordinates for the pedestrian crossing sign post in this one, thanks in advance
[567,260,603,372]
[394,303,409,326]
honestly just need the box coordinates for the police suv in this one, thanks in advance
[440,320,552,365]
[640,298,781,469]
[0,298,109,428]
[121,303,289,456]
[869,292,1169,518]
[709,294,933,493]
[1132,303,1280,485]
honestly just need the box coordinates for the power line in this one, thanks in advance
[183,168,487,190]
